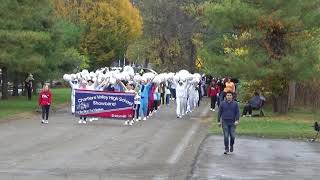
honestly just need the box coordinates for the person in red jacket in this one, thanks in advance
[38,84,52,124]
[208,81,220,111]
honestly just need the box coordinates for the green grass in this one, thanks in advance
[211,108,317,140]
[0,88,71,119]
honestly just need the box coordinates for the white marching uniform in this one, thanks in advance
[69,81,79,114]
[175,81,187,117]
[187,84,197,113]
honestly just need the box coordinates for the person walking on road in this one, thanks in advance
[208,81,220,111]
[218,91,240,154]
[38,84,52,124]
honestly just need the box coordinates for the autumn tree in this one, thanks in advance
[201,0,320,113]
[53,0,143,69]
[135,0,205,72]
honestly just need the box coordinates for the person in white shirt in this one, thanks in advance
[85,79,99,122]
[165,82,171,105]
[123,82,136,126]
[68,79,80,114]
[175,80,187,118]
[187,83,197,113]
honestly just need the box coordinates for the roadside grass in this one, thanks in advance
[0,88,70,119]
[211,106,317,140]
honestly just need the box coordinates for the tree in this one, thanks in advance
[53,0,143,69]
[136,0,205,72]
[201,0,320,113]
[0,0,52,99]
[0,0,87,99]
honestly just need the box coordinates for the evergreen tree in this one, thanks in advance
[201,0,320,113]
[0,0,86,99]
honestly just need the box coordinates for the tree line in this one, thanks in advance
[0,0,142,99]
[1,0,320,114]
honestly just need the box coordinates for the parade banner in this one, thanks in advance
[75,90,135,119]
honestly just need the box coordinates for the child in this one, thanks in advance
[38,84,52,124]
[165,81,171,105]
[78,80,88,124]
[134,85,141,122]
[124,82,136,126]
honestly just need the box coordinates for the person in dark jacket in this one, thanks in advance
[218,91,240,154]
[242,92,262,117]
[25,74,34,101]
[38,84,52,124]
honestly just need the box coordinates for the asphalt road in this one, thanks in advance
[0,100,212,180]
[190,135,320,180]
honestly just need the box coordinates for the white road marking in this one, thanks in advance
[166,106,210,164]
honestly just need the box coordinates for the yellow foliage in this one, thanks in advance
[223,31,250,56]
[53,0,143,65]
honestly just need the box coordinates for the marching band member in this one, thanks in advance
[139,78,152,121]
[175,80,187,118]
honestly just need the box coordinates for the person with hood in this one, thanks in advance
[38,84,52,124]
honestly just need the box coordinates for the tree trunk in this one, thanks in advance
[12,74,19,96]
[1,67,8,100]
[21,79,26,96]
[189,40,196,73]
[144,58,149,68]
[287,80,296,110]
[33,79,38,95]
[272,94,289,114]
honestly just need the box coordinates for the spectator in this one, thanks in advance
[242,92,262,117]
[25,74,34,101]
[38,84,52,124]
[208,81,220,111]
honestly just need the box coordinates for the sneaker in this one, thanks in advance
[247,115,252,117]
[147,116,150,119]
[210,108,213,111]
[124,120,128,125]
[230,146,234,152]
[154,110,157,113]
[89,118,94,122]
[224,147,229,155]
[41,120,45,124]
[143,117,147,121]
[82,120,87,124]
[213,109,216,112]
[78,120,82,124]
[242,115,246,118]
[129,120,134,125]
[45,120,49,124]
[179,116,182,118]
